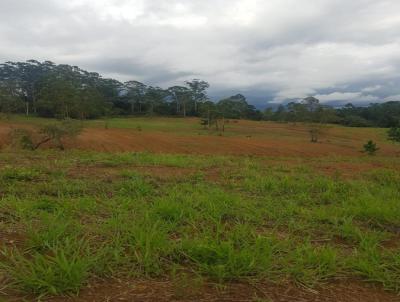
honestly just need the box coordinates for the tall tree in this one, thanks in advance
[167,86,191,117]
[185,79,209,114]
[124,81,147,114]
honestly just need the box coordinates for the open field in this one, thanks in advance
[0,117,399,301]
[1,116,399,157]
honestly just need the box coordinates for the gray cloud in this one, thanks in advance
[1,0,400,107]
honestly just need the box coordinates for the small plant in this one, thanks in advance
[307,123,327,143]
[363,140,379,155]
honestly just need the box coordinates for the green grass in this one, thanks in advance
[0,150,399,298]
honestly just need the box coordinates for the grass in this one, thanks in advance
[0,135,399,298]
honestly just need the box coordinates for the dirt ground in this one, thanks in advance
[1,120,398,157]
[3,278,399,302]
[73,128,398,157]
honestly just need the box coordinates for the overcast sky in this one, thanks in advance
[0,0,399,106]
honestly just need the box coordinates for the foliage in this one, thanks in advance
[264,100,400,128]
[388,127,400,143]
[363,140,379,155]
[8,128,35,150]
[9,120,82,150]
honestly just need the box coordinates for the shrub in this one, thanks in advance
[8,128,35,150]
[8,120,82,151]
[363,140,379,155]
[388,127,400,143]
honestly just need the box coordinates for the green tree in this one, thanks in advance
[168,86,191,117]
[0,85,24,117]
[124,81,147,114]
[185,79,209,114]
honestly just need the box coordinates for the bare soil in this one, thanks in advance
[2,279,399,302]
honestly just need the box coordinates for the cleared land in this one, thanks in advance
[0,117,399,302]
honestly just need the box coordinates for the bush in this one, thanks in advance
[8,128,35,150]
[388,127,400,143]
[8,120,83,151]
[39,120,83,150]
[363,140,379,155]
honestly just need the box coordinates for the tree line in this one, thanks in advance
[0,60,261,120]
[0,60,399,128]
[264,99,400,128]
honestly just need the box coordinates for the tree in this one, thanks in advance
[0,60,55,115]
[36,76,78,118]
[185,79,209,114]
[302,97,322,122]
[198,101,219,130]
[217,94,253,119]
[168,86,191,117]
[73,86,107,119]
[0,85,24,117]
[286,102,307,123]
[124,81,147,114]
[144,86,168,115]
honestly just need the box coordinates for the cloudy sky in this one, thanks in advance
[0,0,399,107]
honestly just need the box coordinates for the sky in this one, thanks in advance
[0,0,399,107]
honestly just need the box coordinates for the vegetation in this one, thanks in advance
[388,127,400,143]
[265,98,400,128]
[9,120,82,150]
[363,140,379,155]
[0,60,399,300]
[0,148,399,299]
[0,60,261,120]
[1,60,399,128]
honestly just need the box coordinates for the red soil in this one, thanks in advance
[3,278,399,302]
[1,120,399,157]
[68,127,399,157]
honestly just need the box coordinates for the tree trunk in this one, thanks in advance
[25,102,29,116]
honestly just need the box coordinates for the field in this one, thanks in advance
[0,116,399,302]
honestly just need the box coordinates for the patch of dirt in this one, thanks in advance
[204,168,223,182]
[313,162,389,179]
[67,165,121,181]
[2,278,399,302]
[381,234,400,249]
[1,121,399,158]
[0,230,25,249]
[63,127,398,157]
